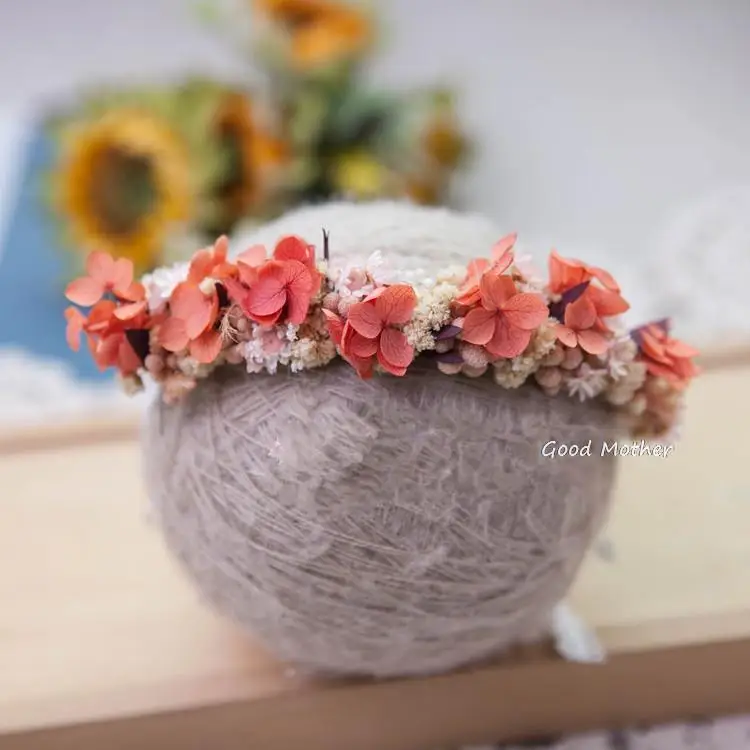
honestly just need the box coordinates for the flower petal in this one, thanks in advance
[189,329,223,364]
[213,235,229,263]
[347,354,375,379]
[555,324,578,348]
[116,281,146,302]
[282,262,314,324]
[85,251,115,283]
[93,334,120,370]
[586,285,629,316]
[589,264,620,292]
[158,317,189,352]
[171,283,215,339]
[479,272,516,310]
[86,300,117,332]
[65,276,105,306]
[244,261,288,318]
[640,329,671,364]
[348,300,384,338]
[461,307,497,345]
[117,336,142,375]
[374,284,417,325]
[644,359,678,382]
[348,331,379,358]
[114,300,148,321]
[188,248,215,284]
[64,307,86,351]
[111,257,135,292]
[322,309,345,346]
[378,327,414,369]
[667,339,699,359]
[237,244,267,268]
[548,250,587,293]
[223,278,250,310]
[274,235,313,265]
[490,233,516,273]
[501,292,549,330]
[486,318,532,358]
[577,328,611,355]
[564,296,597,330]
[454,284,481,307]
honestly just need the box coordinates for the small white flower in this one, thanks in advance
[566,364,608,401]
[598,334,637,380]
[141,262,189,311]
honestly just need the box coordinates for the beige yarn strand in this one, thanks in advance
[144,362,619,678]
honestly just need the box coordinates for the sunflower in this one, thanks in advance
[210,91,288,231]
[54,109,192,273]
[254,0,372,71]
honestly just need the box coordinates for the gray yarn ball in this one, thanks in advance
[143,202,622,678]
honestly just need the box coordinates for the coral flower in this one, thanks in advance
[554,295,611,355]
[548,250,629,323]
[634,322,699,389]
[227,235,321,326]
[158,282,222,363]
[456,234,516,307]
[461,272,548,358]
[187,235,236,284]
[65,251,145,306]
[91,332,143,375]
[65,299,144,375]
[327,284,418,377]
[64,300,117,351]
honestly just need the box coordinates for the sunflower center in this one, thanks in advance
[218,131,248,196]
[88,147,158,236]
[279,7,320,30]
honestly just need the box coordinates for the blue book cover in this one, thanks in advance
[0,125,111,383]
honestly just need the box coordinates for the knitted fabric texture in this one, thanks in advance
[144,202,622,677]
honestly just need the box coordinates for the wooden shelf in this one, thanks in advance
[1,349,750,750]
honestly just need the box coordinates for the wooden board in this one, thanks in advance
[1,349,749,750]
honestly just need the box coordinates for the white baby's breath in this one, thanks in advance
[566,364,608,401]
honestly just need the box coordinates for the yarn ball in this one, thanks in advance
[144,202,622,678]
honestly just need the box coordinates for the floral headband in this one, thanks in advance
[63,231,699,438]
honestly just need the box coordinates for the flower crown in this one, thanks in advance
[63,232,699,438]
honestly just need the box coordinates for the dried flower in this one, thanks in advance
[461,270,548,359]
[403,281,458,352]
[330,284,418,377]
[65,251,145,306]
[632,321,699,390]
[566,363,608,401]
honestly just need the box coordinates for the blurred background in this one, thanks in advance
[0,0,749,425]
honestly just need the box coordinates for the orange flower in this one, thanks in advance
[226,235,321,326]
[326,284,417,377]
[455,234,516,308]
[186,236,236,284]
[158,281,223,364]
[64,300,116,351]
[548,250,629,325]
[461,271,548,359]
[634,322,699,389]
[554,295,611,355]
[91,331,143,375]
[235,244,268,285]
[65,251,145,306]
[65,298,147,376]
